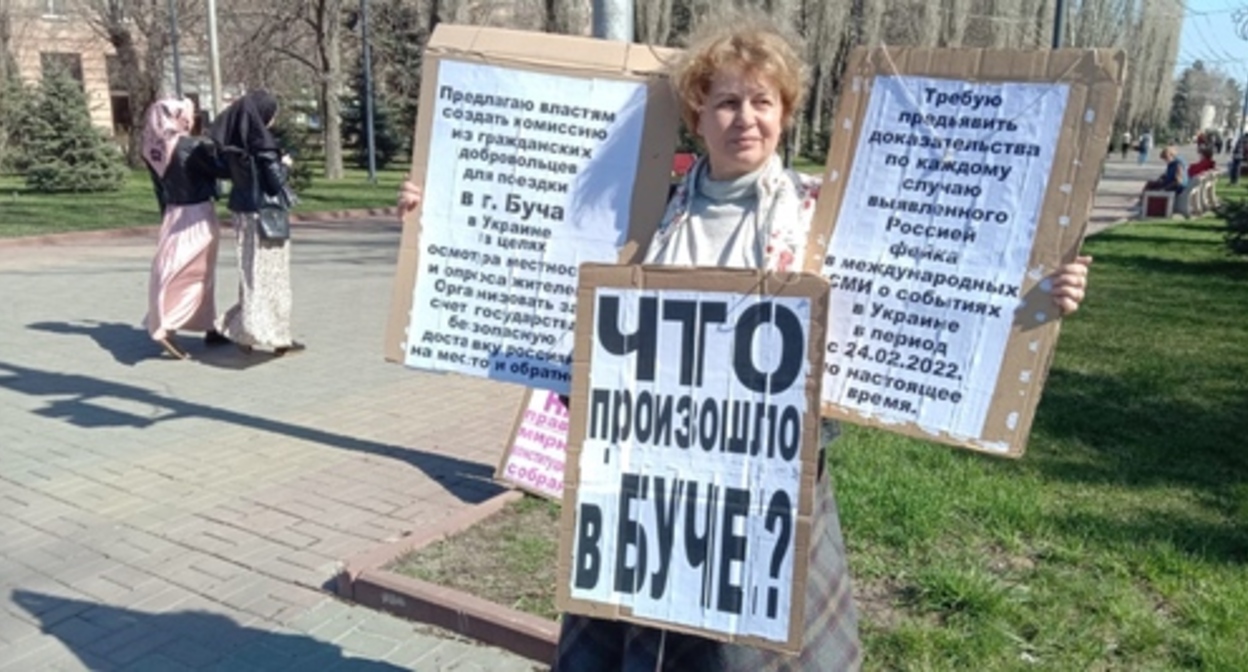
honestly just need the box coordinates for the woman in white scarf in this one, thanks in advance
[397,13,1090,670]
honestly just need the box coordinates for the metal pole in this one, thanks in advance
[1239,74,1248,137]
[361,0,377,182]
[167,0,182,97]
[592,0,633,42]
[206,0,223,116]
[1051,0,1065,49]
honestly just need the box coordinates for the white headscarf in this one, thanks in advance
[141,98,194,178]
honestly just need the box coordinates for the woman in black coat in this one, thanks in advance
[210,90,304,355]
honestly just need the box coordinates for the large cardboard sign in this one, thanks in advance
[557,265,829,653]
[384,25,680,394]
[808,48,1125,457]
[496,389,569,501]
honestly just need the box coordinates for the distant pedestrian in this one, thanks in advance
[141,98,231,360]
[1137,130,1153,165]
[1188,147,1216,179]
[1231,134,1248,185]
[1120,130,1132,160]
[210,90,304,356]
[1142,146,1187,194]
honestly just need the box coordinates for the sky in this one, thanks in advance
[1176,0,1248,79]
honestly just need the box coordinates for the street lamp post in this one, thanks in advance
[361,0,377,182]
[592,0,633,42]
[1052,0,1066,49]
[206,0,223,116]
[167,0,182,97]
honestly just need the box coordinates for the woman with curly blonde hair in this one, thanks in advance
[400,12,1091,669]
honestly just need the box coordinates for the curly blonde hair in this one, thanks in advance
[669,13,808,133]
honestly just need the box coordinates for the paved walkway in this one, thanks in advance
[0,219,535,670]
[1089,143,1220,234]
[0,149,1190,671]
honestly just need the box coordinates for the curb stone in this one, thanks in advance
[335,489,559,665]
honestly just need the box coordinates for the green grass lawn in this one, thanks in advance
[0,168,409,238]
[837,189,1248,669]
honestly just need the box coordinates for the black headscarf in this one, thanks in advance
[209,90,279,152]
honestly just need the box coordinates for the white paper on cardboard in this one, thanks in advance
[820,75,1069,438]
[569,287,813,643]
[404,60,648,393]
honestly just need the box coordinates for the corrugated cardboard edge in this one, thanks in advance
[334,489,559,664]
[383,24,681,364]
[556,264,830,655]
[807,46,1126,458]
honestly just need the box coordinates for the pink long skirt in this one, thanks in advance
[145,201,220,340]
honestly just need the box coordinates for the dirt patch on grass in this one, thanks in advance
[852,577,910,631]
[387,495,561,621]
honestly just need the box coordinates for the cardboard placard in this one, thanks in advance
[807,47,1126,457]
[557,264,829,653]
[496,389,570,501]
[384,25,680,395]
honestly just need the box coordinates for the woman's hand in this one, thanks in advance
[1049,255,1091,316]
[398,178,422,217]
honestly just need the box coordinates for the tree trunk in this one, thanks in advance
[108,27,154,168]
[319,0,344,179]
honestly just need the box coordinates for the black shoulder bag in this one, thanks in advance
[251,154,293,241]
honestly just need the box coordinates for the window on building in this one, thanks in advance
[110,94,132,137]
[40,52,84,88]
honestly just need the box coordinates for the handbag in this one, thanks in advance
[257,191,290,241]
[250,154,292,241]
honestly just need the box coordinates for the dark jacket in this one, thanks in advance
[222,147,289,214]
[149,137,228,214]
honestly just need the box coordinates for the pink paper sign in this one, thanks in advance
[497,390,569,500]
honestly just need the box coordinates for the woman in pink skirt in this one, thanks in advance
[142,98,231,360]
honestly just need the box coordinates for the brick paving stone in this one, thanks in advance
[100,564,158,592]
[1,221,552,670]
[284,598,354,633]
[0,638,79,672]
[335,627,401,659]
[117,652,197,672]
[76,604,143,633]
[41,616,112,649]
[0,612,43,647]
[152,637,226,669]
[306,607,371,643]
[255,556,337,590]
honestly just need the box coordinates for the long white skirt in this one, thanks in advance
[216,212,294,349]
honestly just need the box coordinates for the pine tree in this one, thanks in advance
[0,73,31,172]
[21,69,126,192]
[340,49,406,171]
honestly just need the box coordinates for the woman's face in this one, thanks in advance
[696,68,784,180]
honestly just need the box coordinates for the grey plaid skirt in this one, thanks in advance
[552,429,861,672]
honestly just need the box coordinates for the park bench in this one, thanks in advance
[1198,171,1219,211]
[1140,172,1219,219]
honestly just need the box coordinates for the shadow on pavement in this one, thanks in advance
[11,589,406,671]
[0,360,503,504]
[26,320,271,370]
[28,320,160,367]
